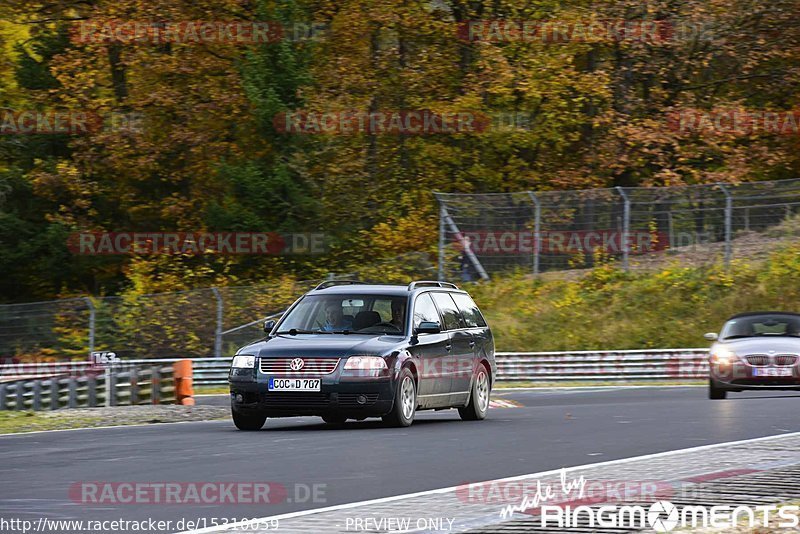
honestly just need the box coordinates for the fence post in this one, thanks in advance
[84,297,95,357]
[32,381,41,411]
[0,383,6,410]
[527,192,541,276]
[108,370,117,407]
[16,382,25,410]
[130,367,139,405]
[211,287,223,358]
[438,202,446,281]
[67,377,77,408]
[152,366,161,405]
[718,183,732,268]
[616,187,631,271]
[87,375,97,407]
[50,379,59,410]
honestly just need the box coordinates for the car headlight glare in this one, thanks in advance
[711,347,735,364]
[344,356,387,371]
[232,355,256,368]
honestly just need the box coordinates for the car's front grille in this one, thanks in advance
[338,393,379,407]
[776,354,799,366]
[259,358,339,375]
[745,354,770,366]
[261,392,330,408]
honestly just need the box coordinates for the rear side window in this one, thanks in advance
[412,293,439,329]
[431,292,464,331]
[451,293,487,328]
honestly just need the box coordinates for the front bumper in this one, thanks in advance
[709,361,800,390]
[229,365,395,418]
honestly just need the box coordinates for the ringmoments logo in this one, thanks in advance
[540,501,800,531]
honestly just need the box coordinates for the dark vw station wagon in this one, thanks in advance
[228,281,495,429]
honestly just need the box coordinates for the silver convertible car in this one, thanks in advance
[706,311,800,399]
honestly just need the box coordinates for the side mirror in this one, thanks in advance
[704,332,718,341]
[416,321,441,334]
[264,319,277,334]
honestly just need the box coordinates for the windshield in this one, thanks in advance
[277,294,408,335]
[720,314,800,340]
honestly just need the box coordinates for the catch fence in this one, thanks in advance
[436,178,800,279]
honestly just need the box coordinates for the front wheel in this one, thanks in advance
[321,414,347,425]
[232,409,267,430]
[383,368,416,427]
[709,379,727,400]
[459,366,490,421]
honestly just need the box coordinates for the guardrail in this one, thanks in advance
[495,349,709,381]
[0,349,710,410]
[0,364,176,411]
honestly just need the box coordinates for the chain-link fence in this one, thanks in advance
[0,252,439,364]
[0,280,317,364]
[436,178,800,280]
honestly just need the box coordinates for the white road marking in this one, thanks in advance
[176,430,800,534]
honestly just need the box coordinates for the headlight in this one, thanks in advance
[344,356,388,371]
[710,347,735,364]
[232,355,256,368]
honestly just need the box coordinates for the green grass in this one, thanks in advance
[467,242,800,352]
[0,411,105,434]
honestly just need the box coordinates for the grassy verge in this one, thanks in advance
[0,405,228,435]
[467,242,800,352]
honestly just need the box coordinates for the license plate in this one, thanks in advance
[753,367,794,377]
[268,378,321,391]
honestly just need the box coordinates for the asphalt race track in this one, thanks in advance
[2,386,800,531]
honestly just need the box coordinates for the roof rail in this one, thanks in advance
[314,280,366,290]
[407,281,459,290]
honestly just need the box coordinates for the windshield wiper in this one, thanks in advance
[723,334,762,339]
[330,330,353,335]
[275,329,326,335]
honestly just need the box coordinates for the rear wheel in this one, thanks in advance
[709,379,727,400]
[459,366,490,421]
[383,368,416,427]
[231,409,267,430]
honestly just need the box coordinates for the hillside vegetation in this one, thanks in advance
[469,243,800,351]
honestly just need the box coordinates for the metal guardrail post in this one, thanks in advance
[718,183,733,268]
[32,381,41,411]
[16,382,25,410]
[88,375,97,407]
[152,366,161,405]
[50,379,58,410]
[0,383,6,410]
[527,191,541,276]
[67,377,77,408]
[616,187,631,271]
[130,367,139,405]
[84,297,95,357]
[211,287,223,358]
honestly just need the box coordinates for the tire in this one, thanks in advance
[321,414,347,425]
[709,379,727,400]
[383,368,416,427]
[459,365,490,421]
[231,409,267,430]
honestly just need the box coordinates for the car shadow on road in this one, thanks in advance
[228,417,469,432]
[726,393,800,400]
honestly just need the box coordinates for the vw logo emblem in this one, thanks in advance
[290,358,305,371]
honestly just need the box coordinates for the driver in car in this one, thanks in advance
[390,300,406,331]
[322,302,353,332]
